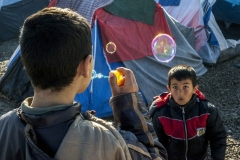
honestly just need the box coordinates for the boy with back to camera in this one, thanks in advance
[149,64,227,160]
[0,7,167,160]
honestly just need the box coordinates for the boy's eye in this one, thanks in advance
[172,86,177,89]
[183,86,189,89]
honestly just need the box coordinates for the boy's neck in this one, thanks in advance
[30,87,76,108]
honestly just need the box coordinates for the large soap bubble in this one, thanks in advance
[151,34,176,62]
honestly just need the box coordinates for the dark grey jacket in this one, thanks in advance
[0,92,167,160]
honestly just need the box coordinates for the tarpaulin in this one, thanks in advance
[93,4,172,63]
[104,0,155,25]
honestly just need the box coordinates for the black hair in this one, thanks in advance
[19,7,92,91]
[168,64,197,87]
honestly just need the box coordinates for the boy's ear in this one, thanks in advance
[167,85,170,92]
[77,55,92,78]
[193,85,199,93]
[83,54,92,77]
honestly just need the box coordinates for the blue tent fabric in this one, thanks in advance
[74,20,124,118]
[0,0,49,42]
[7,45,21,67]
[213,0,240,24]
[203,6,219,47]
[157,0,180,6]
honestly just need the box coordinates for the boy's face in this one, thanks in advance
[167,78,197,106]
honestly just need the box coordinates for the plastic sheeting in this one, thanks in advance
[159,0,240,65]
[77,6,207,116]
[0,0,207,118]
[93,6,171,63]
[123,10,207,106]
[159,0,218,64]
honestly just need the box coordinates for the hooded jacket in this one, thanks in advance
[149,90,226,160]
[0,92,167,160]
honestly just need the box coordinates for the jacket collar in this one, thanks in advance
[149,89,206,118]
[18,103,81,128]
[169,94,198,112]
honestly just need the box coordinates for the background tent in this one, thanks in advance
[212,0,240,41]
[0,0,49,42]
[157,0,240,65]
[0,0,207,118]
[55,0,113,25]
[158,0,212,63]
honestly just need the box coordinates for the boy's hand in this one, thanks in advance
[109,67,138,97]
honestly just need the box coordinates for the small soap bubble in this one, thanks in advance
[151,34,176,62]
[91,70,109,80]
[106,42,116,54]
[97,74,102,78]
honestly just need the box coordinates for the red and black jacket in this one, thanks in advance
[149,90,226,160]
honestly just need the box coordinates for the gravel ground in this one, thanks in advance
[0,38,240,159]
[197,56,240,159]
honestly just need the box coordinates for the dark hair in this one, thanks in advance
[168,64,196,87]
[20,7,92,91]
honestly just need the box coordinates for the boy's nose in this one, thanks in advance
[179,89,184,94]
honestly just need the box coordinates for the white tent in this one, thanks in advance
[157,0,240,65]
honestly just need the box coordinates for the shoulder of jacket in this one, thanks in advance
[198,99,217,113]
[149,103,169,118]
[0,109,20,124]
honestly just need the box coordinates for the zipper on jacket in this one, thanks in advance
[181,107,188,160]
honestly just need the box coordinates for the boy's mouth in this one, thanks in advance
[178,97,184,100]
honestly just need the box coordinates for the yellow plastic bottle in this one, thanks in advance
[112,70,125,86]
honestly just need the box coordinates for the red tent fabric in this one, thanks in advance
[93,4,172,63]
[48,0,58,7]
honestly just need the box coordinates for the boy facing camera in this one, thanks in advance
[149,64,226,160]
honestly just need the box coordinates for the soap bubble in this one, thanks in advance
[106,42,116,54]
[151,34,176,62]
[91,70,109,80]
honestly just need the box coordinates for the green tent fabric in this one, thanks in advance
[104,0,155,25]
